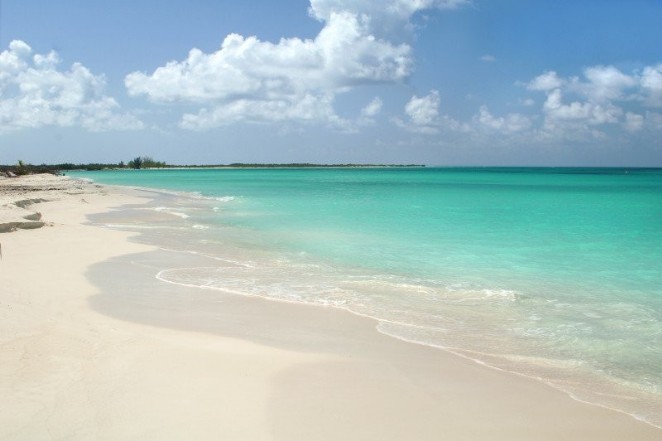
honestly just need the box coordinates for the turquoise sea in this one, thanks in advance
[72,167,662,427]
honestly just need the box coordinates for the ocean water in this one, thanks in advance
[71,167,662,426]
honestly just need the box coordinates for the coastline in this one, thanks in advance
[1,174,660,440]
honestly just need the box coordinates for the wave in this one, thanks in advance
[151,206,190,219]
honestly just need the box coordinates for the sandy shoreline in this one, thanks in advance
[1,174,660,440]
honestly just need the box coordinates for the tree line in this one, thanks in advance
[2,159,424,175]
[1,156,168,174]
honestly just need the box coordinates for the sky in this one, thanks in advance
[1,0,661,166]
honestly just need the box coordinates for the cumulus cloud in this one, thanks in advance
[125,13,411,102]
[393,62,662,141]
[126,0,469,130]
[127,14,411,104]
[641,64,662,107]
[543,88,622,125]
[358,97,383,126]
[475,106,530,133]
[406,90,440,125]
[526,64,662,137]
[580,65,637,102]
[309,0,469,21]
[361,97,383,118]
[180,93,351,131]
[527,71,563,92]
[308,0,470,36]
[394,90,442,134]
[0,40,142,133]
[126,12,410,129]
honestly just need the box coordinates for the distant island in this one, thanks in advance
[1,157,425,175]
[172,163,425,169]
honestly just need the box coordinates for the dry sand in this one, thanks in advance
[0,174,660,440]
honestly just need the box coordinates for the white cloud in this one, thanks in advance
[394,62,662,141]
[525,64,662,137]
[395,89,442,134]
[542,89,622,125]
[580,65,637,102]
[360,96,383,121]
[480,55,496,63]
[0,40,142,133]
[127,13,411,103]
[641,64,662,107]
[180,93,351,131]
[397,95,529,137]
[309,0,469,34]
[126,0,470,130]
[126,9,418,129]
[405,90,439,125]
[125,13,412,128]
[475,106,530,133]
[527,71,563,91]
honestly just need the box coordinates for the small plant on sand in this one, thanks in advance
[16,160,29,176]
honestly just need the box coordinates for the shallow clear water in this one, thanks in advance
[72,167,662,426]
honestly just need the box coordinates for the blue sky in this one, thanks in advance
[1,0,661,166]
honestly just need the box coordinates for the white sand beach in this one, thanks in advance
[1,174,660,441]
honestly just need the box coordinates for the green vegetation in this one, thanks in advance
[1,156,168,175]
[15,160,28,175]
[1,160,59,175]
[127,156,143,169]
[1,159,423,176]
[128,156,167,169]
